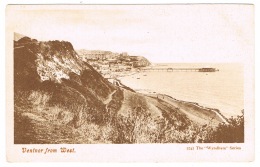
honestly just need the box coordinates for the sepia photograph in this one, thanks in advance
[6,4,254,162]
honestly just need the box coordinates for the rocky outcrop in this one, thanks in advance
[129,56,151,67]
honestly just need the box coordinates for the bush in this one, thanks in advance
[205,111,244,143]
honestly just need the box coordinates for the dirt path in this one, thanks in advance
[104,90,116,105]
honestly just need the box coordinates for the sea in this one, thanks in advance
[119,63,244,118]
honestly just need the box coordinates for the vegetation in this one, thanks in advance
[204,111,244,143]
[14,81,244,144]
[14,70,244,144]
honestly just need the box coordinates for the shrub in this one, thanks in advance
[205,111,244,143]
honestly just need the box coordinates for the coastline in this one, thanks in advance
[115,64,244,119]
[116,75,229,125]
[145,92,229,124]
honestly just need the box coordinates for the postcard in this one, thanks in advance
[6,4,254,162]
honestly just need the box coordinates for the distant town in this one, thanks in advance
[76,50,219,80]
[76,50,151,79]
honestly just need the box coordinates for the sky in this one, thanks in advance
[7,5,254,63]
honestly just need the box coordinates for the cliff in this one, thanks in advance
[14,35,120,143]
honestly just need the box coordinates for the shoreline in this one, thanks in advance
[115,70,235,124]
[145,92,229,124]
[117,76,229,124]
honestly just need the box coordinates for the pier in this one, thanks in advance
[139,67,219,72]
